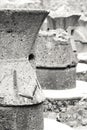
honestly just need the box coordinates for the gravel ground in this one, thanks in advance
[43,62,87,129]
[43,98,87,128]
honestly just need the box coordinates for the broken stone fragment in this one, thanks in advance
[0,104,43,130]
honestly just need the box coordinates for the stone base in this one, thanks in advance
[0,103,43,130]
[36,67,76,90]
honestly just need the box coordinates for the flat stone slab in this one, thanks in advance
[44,118,74,130]
[76,63,87,73]
[78,53,87,63]
[43,80,87,100]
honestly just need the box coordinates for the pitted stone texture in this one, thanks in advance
[0,59,45,106]
[0,0,42,10]
[0,10,48,105]
[41,0,84,12]
[47,15,79,30]
[73,14,87,53]
[35,29,77,68]
[0,10,48,60]
[36,67,76,90]
[47,8,81,30]
[0,103,43,130]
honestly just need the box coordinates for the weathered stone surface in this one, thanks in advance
[0,103,43,130]
[34,29,77,90]
[35,29,77,68]
[0,0,42,9]
[43,81,87,99]
[36,67,76,89]
[0,10,48,59]
[0,9,48,105]
[45,3,80,31]
[0,59,45,105]
[73,14,87,53]
[47,12,80,30]
[41,0,87,13]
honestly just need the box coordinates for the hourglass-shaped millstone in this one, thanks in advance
[46,9,81,53]
[0,9,49,105]
[34,29,77,90]
[47,8,81,31]
[0,5,48,130]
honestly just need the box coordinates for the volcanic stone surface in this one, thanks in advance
[47,11,80,30]
[0,103,43,130]
[0,0,42,10]
[35,29,77,68]
[34,29,77,89]
[0,8,48,105]
[37,67,76,90]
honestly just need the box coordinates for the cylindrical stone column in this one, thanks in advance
[34,29,77,90]
[0,3,48,130]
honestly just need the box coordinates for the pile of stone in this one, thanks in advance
[56,99,87,127]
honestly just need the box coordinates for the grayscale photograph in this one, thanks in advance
[0,0,87,130]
